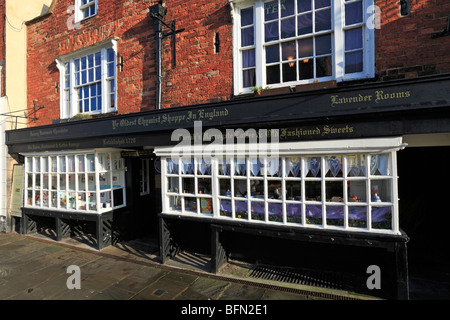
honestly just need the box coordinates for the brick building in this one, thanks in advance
[4,0,450,299]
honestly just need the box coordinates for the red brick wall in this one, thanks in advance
[26,0,233,126]
[376,0,450,80]
[26,0,450,127]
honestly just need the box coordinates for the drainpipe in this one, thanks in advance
[150,2,166,110]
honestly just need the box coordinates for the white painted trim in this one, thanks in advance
[155,137,407,157]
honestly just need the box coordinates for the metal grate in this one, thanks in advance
[249,265,344,290]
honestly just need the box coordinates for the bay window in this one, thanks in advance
[233,0,375,94]
[57,40,117,119]
[156,138,405,234]
[24,149,126,213]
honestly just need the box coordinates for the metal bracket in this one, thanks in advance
[431,14,450,39]
[150,4,185,67]
[32,100,45,122]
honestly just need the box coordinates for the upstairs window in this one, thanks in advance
[75,0,98,22]
[57,40,117,119]
[233,0,375,94]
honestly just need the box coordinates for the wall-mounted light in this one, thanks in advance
[287,56,295,67]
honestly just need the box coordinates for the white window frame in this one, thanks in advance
[231,0,375,95]
[75,0,98,23]
[23,149,126,214]
[156,137,406,235]
[56,39,117,119]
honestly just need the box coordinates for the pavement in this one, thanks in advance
[0,231,379,303]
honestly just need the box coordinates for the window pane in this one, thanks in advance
[266,65,280,84]
[184,197,197,213]
[241,7,253,26]
[264,1,279,21]
[299,58,313,79]
[107,62,114,78]
[345,51,363,74]
[347,154,366,177]
[316,34,332,55]
[279,0,293,16]
[241,27,254,46]
[107,48,114,63]
[251,201,265,221]
[282,41,296,61]
[287,203,302,223]
[182,177,195,194]
[235,200,248,220]
[298,0,312,13]
[315,0,330,9]
[234,179,247,197]
[220,199,232,217]
[326,181,343,202]
[268,202,282,222]
[345,28,363,51]
[306,157,321,177]
[198,178,212,195]
[325,155,342,177]
[250,180,264,197]
[298,13,313,35]
[345,0,363,25]
[243,69,256,88]
[315,8,331,31]
[371,179,392,202]
[316,56,332,77]
[242,49,255,68]
[219,179,231,196]
[281,17,296,39]
[88,54,94,68]
[167,177,179,193]
[266,44,280,63]
[265,21,279,42]
[305,181,321,200]
[95,66,101,81]
[200,197,212,214]
[306,204,322,224]
[283,62,297,82]
[372,206,392,230]
[348,206,367,228]
[268,181,282,199]
[370,154,391,176]
[326,205,344,226]
[298,37,313,58]
[348,180,366,202]
[285,157,301,177]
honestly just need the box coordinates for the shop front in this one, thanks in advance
[5,74,450,299]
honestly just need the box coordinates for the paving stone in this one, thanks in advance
[131,271,198,300]
[175,277,230,300]
[219,283,266,300]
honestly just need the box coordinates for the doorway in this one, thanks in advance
[125,154,161,240]
[397,146,450,299]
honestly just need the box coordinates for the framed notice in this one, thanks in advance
[10,164,24,217]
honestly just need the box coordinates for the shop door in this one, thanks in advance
[126,156,161,239]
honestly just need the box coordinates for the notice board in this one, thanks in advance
[10,164,24,217]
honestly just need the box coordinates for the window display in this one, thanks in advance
[24,149,126,214]
[159,141,401,235]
